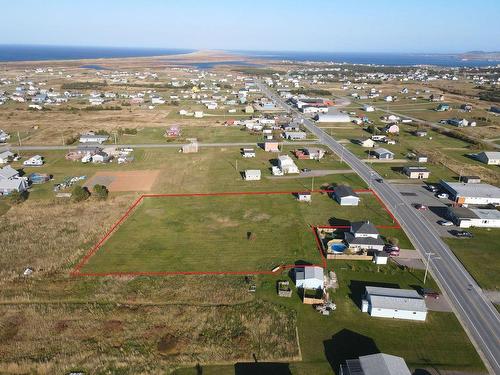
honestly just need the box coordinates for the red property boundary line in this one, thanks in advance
[70,189,400,277]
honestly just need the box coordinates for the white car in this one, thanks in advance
[437,193,449,199]
[438,220,453,226]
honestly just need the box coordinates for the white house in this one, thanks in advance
[0,165,27,195]
[372,148,394,160]
[334,185,360,206]
[278,155,299,174]
[0,150,15,164]
[357,138,375,148]
[297,192,312,202]
[23,155,43,166]
[244,169,261,181]
[79,134,109,144]
[362,286,427,321]
[295,266,324,289]
[363,104,375,112]
[242,148,256,158]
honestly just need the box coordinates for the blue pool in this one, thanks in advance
[331,243,347,253]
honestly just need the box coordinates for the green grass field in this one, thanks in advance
[81,192,408,274]
[445,229,500,291]
[175,261,485,375]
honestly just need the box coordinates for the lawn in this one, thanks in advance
[80,192,407,274]
[445,228,500,291]
[175,261,485,375]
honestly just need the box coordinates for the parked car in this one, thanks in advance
[420,288,440,299]
[426,185,438,192]
[436,193,449,199]
[438,220,453,226]
[301,168,311,172]
[451,230,473,238]
[415,203,428,210]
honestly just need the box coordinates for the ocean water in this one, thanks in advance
[167,60,262,69]
[0,45,194,62]
[0,45,497,68]
[235,50,500,67]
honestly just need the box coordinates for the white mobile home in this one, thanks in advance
[363,286,427,321]
[244,169,261,181]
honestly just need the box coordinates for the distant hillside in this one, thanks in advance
[459,51,500,61]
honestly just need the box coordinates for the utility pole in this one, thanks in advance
[311,176,315,192]
[235,159,238,172]
[18,131,22,147]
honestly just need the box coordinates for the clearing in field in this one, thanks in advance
[75,190,400,275]
[84,170,160,192]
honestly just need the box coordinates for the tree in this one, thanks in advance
[9,190,28,205]
[93,184,109,201]
[387,237,399,246]
[72,185,90,202]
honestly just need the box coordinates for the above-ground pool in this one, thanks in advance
[329,242,347,254]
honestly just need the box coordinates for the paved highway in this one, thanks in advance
[256,80,500,374]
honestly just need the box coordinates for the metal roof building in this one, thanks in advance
[440,181,500,206]
[363,286,427,321]
[295,266,324,289]
[341,353,411,375]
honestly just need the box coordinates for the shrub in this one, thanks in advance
[93,184,109,201]
[9,190,28,205]
[71,186,90,202]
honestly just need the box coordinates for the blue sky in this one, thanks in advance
[1,0,499,53]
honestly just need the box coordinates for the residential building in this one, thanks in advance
[362,286,427,321]
[372,148,394,160]
[283,131,307,140]
[344,221,385,251]
[278,155,299,174]
[241,148,256,158]
[79,134,109,144]
[363,104,375,112]
[264,141,280,152]
[23,155,43,166]
[436,103,451,111]
[340,353,412,375]
[440,181,500,206]
[0,165,27,195]
[402,166,430,179]
[244,169,261,181]
[334,185,360,206]
[475,151,500,165]
[356,138,375,148]
[384,124,399,134]
[295,266,324,289]
[297,192,312,202]
[0,150,15,164]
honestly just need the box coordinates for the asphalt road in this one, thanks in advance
[256,80,500,374]
[3,140,320,151]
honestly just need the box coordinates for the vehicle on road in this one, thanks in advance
[376,178,383,183]
[301,168,311,172]
[437,193,449,199]
[438,220,453,226]
[415,203,428,210]
[451,230,473,238]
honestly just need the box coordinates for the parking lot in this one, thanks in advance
[392,183,462,238]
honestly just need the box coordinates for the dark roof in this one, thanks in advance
[335,185,359,199]
[448,206,479,220]
[403,166,429,173]
[350,221,379,235]
[345,233,385,246]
